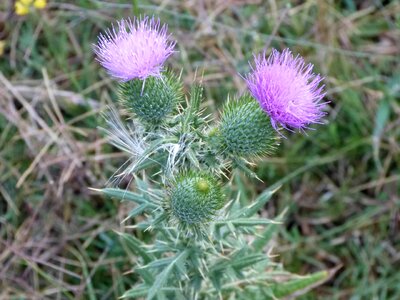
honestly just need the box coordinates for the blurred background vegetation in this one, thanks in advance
[0,0,399,299]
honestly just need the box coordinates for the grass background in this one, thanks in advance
[0,0,399,299]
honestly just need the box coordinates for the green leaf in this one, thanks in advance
[118,232,154,264]
[215,218,280,227]
[133,152,167,173]
[373,99,390,138]
[251,209,287,252]
[268,270,330,298]
[183,84,203,130]
[96,188,158,209]
[186,149,201,169]
[209,272,223,291]
[147,250,189,300]
[232,158,259,179]
[152,213,168,227]
[131,137,178,173]
[121,285,148,298]
[210,253,267,273]
[136,268,155,285]
[122,286,183,299]
[372,98,390,170]
[230,254,267,270]
[124,204,149,220]
[233,186,279,218]
[140,257,174,270]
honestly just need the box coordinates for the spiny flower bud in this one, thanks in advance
[118,72,183,124]
[165,173,225,227]
[219,95,276,157]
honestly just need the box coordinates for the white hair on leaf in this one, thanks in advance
[100,107,148,186]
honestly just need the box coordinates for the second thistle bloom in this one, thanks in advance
[94,17,175,81]
[245,49,326,131]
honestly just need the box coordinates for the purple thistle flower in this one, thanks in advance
[245,48,327,132]
[94,16,175,81]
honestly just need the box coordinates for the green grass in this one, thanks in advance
[0,0,399,299]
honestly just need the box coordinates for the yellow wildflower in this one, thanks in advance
[15,1,30,16]
[34,0,47,9]
[20,0,33,5]
[15,0,47,16]
[0,40,5,57]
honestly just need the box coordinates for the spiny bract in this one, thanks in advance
[219,95,276,157]
[118,72,183,124]
[166,173,224,226]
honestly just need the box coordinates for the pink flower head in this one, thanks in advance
[94,16,175,81]
[245,48,326,132]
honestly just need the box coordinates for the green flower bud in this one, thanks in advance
[119,71,183,124]
[165,173,224,226]
[218,95,277,157]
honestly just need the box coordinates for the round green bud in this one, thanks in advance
[167,173,224,225]
[195,179,210,194]
[219,95,276,157]
[119,72,183,124]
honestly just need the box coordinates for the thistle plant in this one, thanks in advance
[94,16,329,299]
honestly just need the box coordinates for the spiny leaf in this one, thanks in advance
[140,257,174,270]
[121,285,148,298]
[124,204,149,221]
[97,188,158,209]
[117,232,154,264]
[268,270,330,298]
[231,254,268,271]
[136,268,155,285]
[215,218,280,227]
[147,250,189,300]
[186,149,201,169]
[182,84,203,130]
[372,98,390,170]
[232,158,259,179]
[233,186,279,218]
[121,286,183,299]
[252,209,287,252]
[124,136,178,174]
[210,253,267,273]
